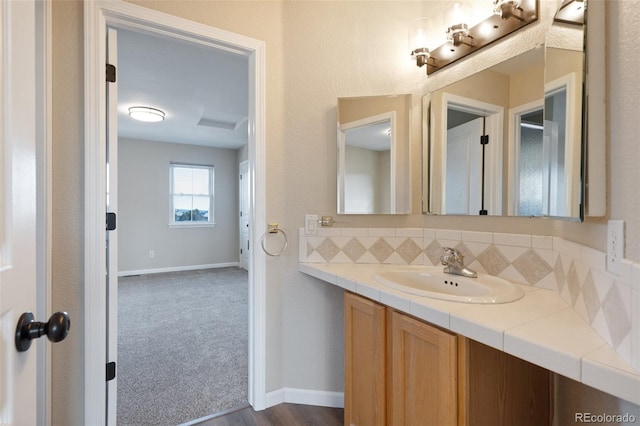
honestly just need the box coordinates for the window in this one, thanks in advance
[170,163,214,226]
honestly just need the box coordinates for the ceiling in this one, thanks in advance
[344,121,392,151]
[116,28,249,150]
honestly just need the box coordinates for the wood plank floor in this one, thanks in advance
[193,403,344,426]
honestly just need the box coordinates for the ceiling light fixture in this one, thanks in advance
[128,106,165,123]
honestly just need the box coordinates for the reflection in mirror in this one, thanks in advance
[337,95,411,214]
[426,47,544,216]
[516,108,545,216]
[542,2,585,218]
[424,1,586,220]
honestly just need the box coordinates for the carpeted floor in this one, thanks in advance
[117,267,249,426]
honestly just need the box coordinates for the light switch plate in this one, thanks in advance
[607,220,624,275]
[305,214,318,235]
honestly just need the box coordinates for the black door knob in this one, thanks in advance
[15,311,70,352]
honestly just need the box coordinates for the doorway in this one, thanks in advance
[439,93,504,215]
[84,3,267,423]
[114,23,250,426]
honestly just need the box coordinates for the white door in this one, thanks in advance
[0,1,52,424]
[445,117,483,214]
[239,161,249,270]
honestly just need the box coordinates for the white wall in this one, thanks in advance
[344,145,390,214]
[51,1,639,423]
[118,138,239,273]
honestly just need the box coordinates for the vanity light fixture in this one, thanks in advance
[411,0,538,75]
[128,106,165,123]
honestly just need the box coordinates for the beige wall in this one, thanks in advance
[509,62,545,107]
[51,0,638,424]
[344,145,390,214]
[52,1,84,423]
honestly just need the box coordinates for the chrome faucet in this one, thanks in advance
[440,247,477,278]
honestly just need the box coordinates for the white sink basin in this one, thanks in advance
[373,268,525,304]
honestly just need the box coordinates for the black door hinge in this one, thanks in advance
[106,64,116,83]
[106,362,116,381]
[106,212,117,231]
[480,135,489,145]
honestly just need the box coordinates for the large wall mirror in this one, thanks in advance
[423,0,595,220]
[337,95,411,214]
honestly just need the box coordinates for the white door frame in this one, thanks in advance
[507,99,544,216]
[438,93,503,215]
[84,2,267,424]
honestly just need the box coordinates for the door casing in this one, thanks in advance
[84,2,267,424]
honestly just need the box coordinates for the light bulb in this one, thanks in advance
[408,18,434,67]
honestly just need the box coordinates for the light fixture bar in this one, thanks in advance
[425,0,538,75]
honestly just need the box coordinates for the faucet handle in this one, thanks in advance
[441,247,456,265]
[442,247,464,261]
[442,247,458,256]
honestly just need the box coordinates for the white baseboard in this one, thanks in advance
[118,262,240,277]
[264,388,344,409]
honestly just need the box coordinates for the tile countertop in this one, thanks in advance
[299,262,640,406]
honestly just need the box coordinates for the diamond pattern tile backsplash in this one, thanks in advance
[299,227,639,372]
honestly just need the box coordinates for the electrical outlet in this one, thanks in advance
[149,250,155,259]
[607,220,624,275]
[304,214,318,235]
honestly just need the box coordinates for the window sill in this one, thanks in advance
[168,223,216,229]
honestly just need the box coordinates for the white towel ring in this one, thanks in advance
[261,225,288,256]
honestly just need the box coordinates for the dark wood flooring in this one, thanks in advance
[194,403,344,426]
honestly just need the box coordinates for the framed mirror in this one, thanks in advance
[337,95,411,214]
[423,0,588,220]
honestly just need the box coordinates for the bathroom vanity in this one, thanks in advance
[344,291,550,425]
[299,260,640,420]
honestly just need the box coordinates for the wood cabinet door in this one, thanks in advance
[344,292,387,426]
[388,310,458,426]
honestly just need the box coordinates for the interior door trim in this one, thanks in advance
[83,2,267,424]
